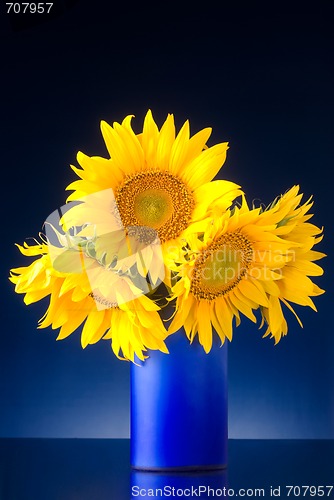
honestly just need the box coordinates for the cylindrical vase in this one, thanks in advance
[130,330,228,471]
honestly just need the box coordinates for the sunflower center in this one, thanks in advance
[116,170,194,243]
[191,231,253,300]
[134,189,172,229]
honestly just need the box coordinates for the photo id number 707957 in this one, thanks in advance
[6,3,53,14]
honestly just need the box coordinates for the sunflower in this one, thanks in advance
[167,186,325,352]
[257,186,326,342]
[9,231,168,362]
[60,111,242,281]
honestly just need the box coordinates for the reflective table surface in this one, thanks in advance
[0,439,333,499]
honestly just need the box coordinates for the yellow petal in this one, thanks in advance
[182,142,229,190]
[192,180,242,221]
[169,120,190,175]
[141,110,159,168]
[156,114,175,169]
[81,310,105,348]
[238,278,269,307]
[197,300,213,352]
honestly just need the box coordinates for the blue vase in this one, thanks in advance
[130,326,228,471]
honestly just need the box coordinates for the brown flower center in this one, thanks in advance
[190,231,253,300]
[115,170,195,243]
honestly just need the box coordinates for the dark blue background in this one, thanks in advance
[1,1,333,439]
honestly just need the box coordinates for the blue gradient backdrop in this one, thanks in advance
[1,2,333,439]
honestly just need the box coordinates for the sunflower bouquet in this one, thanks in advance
[10,111,325,362]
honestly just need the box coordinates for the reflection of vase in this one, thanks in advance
[130,327,228,471]
[131,469,228,499]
